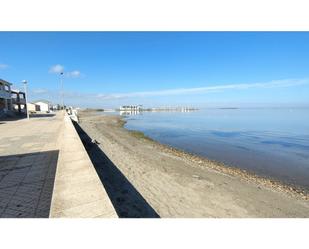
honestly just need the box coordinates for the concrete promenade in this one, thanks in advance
[50,114,117,217]
[0,112,117,218]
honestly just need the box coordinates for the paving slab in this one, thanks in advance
[0,113,62,218]
[0,112,117,218]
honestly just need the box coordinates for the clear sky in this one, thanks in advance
[0,32,309,108]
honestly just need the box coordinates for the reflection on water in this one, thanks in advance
[119,108,196,116]
[120,110,141,116]
[123,108,309,189]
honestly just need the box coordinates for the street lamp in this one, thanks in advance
[22,80,30,120]
[60,72,64,110]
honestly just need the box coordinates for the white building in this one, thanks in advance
[33,100,50,113]
[27,103,40,113]
[119,105,142,111]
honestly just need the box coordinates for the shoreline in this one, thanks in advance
[120,116,309,200]
[76,110,309,217]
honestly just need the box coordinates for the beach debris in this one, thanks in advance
[91,139,100,145]
[192,174,200,179]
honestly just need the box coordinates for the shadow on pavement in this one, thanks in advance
[30,113,56,118]
[0,115,26,122]
[0,150,59,218]
[0,113,55,122]
[73,121,160,218]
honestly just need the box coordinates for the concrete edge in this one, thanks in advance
[49,113,118,218]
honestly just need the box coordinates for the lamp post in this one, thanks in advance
[60,72,64,110]
[22,80,30,120]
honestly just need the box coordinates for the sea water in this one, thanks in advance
[122,108,309,189]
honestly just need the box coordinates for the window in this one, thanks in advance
[4,85,10,91]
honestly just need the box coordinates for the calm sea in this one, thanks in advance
[120,108,309,189]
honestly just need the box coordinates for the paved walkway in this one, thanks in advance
[0,112,117,218]
[0,113,62,217]
[49,114,117,218]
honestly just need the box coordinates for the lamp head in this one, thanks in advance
[22,80,27,84]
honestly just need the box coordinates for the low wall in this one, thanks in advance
[49,113,118,218]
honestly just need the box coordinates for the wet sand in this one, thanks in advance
[76,110,309,217]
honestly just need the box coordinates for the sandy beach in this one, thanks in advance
[76,110,309,217]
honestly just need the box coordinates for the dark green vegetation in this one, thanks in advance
[128,130,154,141]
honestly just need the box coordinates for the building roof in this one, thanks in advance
[33,100,50,104]
[0,79,12,85]
[28,102,39,106]
[11,89,25,94]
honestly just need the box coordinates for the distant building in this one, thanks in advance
[33,100,51,113]
[119,105,142,111]
[51,104,60,111]
[0,79,13,115]
[27,103,40,113]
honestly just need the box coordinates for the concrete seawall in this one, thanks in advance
[49,114,118,218]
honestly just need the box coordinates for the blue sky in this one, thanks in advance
[0,32,309,108]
